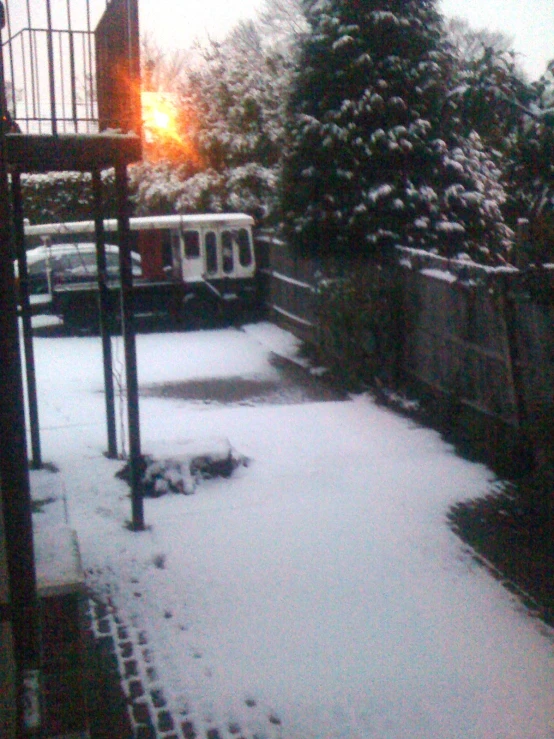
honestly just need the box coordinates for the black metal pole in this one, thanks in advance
[0,5,41,734]
[45,0,57,135]
[92,168,118,459]
[12,170,42,469]
[5,1,16,122]
[66,1,78,132]
[115,163,144,530]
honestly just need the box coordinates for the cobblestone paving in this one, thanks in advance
[86,596,285,739]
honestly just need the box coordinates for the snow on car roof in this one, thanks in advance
[24,242,140,265]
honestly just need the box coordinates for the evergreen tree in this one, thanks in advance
[173,20,297,220]
[282,0,449,260]
[444,40,530,153]
[281,0,512,263]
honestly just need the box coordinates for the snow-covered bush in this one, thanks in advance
[21,171,116,226]
[116,438,247,497]
[428,132,514,261]
[130,161,194,216]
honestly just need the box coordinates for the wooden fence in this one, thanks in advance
[255,232,320,343]
[257,235,554,470]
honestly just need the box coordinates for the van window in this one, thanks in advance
[183,230,200,259]
[28,257,49,276]
[171,230,182,278]
[237,228,252,267]
[62,251,96,276]
[162,230,173,271]
[205,232,218,275]
[221,231,234,274]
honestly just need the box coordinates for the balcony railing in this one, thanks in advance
[5,26,97,134]
[2,0,140,137]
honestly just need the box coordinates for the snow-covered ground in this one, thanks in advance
[29,322,554,739]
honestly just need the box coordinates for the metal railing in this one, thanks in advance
[4,26,98,134]
[2,0,140,137]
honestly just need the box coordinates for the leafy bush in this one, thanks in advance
[21,171,117,226]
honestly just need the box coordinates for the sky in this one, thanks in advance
[439,0,554,80]
[138,0,554,80]
[5,0,552,81]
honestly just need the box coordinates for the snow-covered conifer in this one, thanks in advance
[281,0,513,263]
[281,0,449,260]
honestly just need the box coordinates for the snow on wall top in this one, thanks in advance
[24,213,254,237]
[396,245,519,279]
[34,523,84,597]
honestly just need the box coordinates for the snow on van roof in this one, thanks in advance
[24,213,254,237]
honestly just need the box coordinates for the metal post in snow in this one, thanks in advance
[92,168,118,459]
[115,162,144,530]
[12,170,42,469]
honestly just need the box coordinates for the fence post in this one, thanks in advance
[500,274,528,431]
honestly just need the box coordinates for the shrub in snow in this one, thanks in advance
[21,171,116,226]
[116,438,247,497]
[130,161,197,216]
[429,132,514,262]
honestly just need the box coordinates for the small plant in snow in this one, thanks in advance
[116,438,248,497]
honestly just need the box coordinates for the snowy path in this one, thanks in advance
[29,324,554,739]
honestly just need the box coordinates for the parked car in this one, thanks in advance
[17,242,143,297]
[19,214,259,330]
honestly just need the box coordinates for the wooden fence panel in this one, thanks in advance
[263,240,319,342]
[262,241,554,459]
[401,269,518,424]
